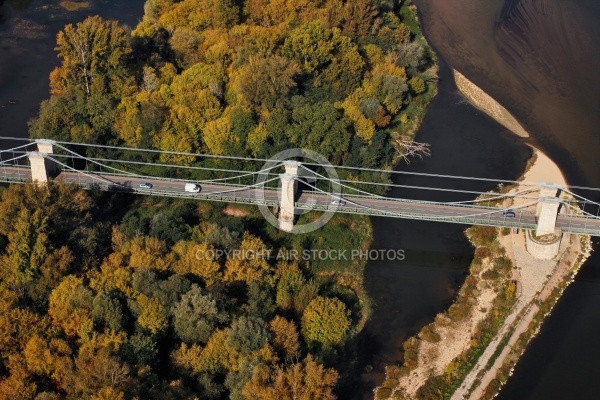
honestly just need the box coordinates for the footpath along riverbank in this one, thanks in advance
[374,70,591,400]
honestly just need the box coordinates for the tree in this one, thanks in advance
[275,262,306,310]
[269,316,299,358]
[203,116,239,155]
[314,33,364,100]
[241,355,338,400]
[363,62,409,115]
[120,333,158,367]
[391,133,431,164]
[301,296,350,346]
[158,0,239,31]
[246,282,276,320]
[244,0,292,26]
[225,359,263,400]
[195,329,240,374]
[24,336,74,391]
[342,0,378,39]
[234,55,300,110]
[341,94,376,141]
[27,246,75,310]
[136,294,169,335]
[390,41,429,73]
[48,275,94,339]
[92,291,125,331]
[113,91,166,148]
[282,21,337,74]
[0,354,37,400]
[282,21,364,100]
[285,100,352,163]
[53,15,132,97]
[125,235,169,270]
[172,284,228,344]
[224,233,273,286]
[170,241,222,286]
[0,208,50,290]
[229,317,270,356]
[72,347,131,399]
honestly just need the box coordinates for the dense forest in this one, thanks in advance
[0,0,438,399]
[0,182,372,399]
[30,0,436,172]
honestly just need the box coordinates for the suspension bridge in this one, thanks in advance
[1,137,600,239]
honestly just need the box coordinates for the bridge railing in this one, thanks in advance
[0,175,30,184]
[58,170,281,190]
[73,181,280,207]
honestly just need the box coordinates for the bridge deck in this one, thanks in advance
[1,165,599,236]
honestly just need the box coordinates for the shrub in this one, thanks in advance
[419,324,441,343]
[481,269,501,280]
[376,387,392,399]
[448,300,472,322]
[402,337,419,370]
[494,256,512,272]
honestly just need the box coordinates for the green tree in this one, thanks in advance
[120,333,158,367]
[158,0,239,31]
[282,21,337,74]
[172,284,228,344]
[301,296,350,346]
[229,317,270,356]
[92,291,125,331]
[1,208,49,289]
[409,76,426,94]
[285,99,351,163]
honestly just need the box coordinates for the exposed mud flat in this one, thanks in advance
[414,0,600,190]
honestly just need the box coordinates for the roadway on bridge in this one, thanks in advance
[1,166,599,235]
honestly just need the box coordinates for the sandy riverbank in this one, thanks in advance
[451,149,585,400]
[374,70,589,400]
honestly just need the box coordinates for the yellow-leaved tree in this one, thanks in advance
[224,233,274,286]
[301,296,351,346]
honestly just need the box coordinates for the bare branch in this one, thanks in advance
[391,132,431,164]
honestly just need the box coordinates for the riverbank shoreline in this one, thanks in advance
[373,69,590,400]
[450,153,590,399]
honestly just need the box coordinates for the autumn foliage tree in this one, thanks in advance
[242,355,338,400]
[14,0,438,398]
[301,296,351,346]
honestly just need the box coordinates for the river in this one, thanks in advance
[2,1,599,399]
[357,56,534,397]
[409,1,600,399]
[0,0,145,148]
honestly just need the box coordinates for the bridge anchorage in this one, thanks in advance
[1,136,599,259]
